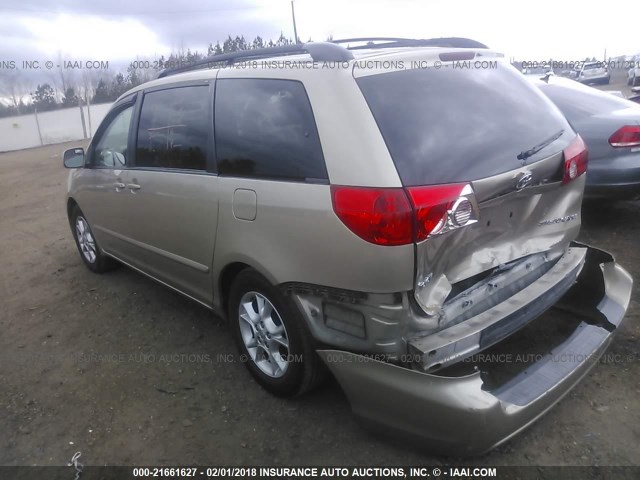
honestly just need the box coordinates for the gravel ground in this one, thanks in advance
[0,140,638,467]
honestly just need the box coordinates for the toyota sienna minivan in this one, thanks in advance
[63,38,633,455]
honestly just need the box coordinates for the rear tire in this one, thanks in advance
[70,205,117,273]
[229,269,325,397]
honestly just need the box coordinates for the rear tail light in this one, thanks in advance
[562,135,588,184]
[406,184,478,241]
[331,183,478,246]
[609,125,640,148]
[330,187,413,246]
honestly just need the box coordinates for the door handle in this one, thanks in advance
[114,182,125,191]
[127,183,141,191]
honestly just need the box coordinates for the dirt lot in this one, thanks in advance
[0,141,638,467]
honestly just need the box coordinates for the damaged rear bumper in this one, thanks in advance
[317,244,632,456]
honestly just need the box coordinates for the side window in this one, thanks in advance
[215,79,327,181]
[92,106,133,168]
[136,86,210,171]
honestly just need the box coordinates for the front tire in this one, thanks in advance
[70,205,116,273]
[229,269,324,397]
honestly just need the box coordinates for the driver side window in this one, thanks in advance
[92,106,133,168]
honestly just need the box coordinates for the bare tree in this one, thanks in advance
[78,68,100,104]
[48,52,77,103]
[0,69,29,115]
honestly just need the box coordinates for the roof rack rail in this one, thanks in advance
[331,37,420,45]
[331,37,489,50]
[157,42,354,79]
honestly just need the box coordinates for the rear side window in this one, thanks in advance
[136,86,210,171]
[356,62,571,186]
[540,83,635,121]
[214,79,327,181]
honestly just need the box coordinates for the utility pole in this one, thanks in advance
[291,1,299,44]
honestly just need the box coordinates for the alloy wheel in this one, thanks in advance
[238,291,290,378]
[75,216,97,264]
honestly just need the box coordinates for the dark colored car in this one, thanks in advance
[531,76,640,200]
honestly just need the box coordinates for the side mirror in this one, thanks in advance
[63,148,85,168]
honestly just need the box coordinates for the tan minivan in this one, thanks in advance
[64,38,633,455]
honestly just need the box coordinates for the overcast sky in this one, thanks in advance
[1,0,638,66]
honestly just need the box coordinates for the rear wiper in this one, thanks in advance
[517,129,564,163]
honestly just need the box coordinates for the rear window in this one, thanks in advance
[525,66,549,75]
[540,83,636,121]
[583,63,602,70]
[356,62,570,185]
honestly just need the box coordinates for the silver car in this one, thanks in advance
[531,76,640,200]
[63,39,633,455]
[573,61,610,85]
[627,54,640,87]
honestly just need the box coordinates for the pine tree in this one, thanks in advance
[31,84,57,111]
[62,87,79,107]
[92,80,111,104]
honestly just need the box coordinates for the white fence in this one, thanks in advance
[0,103,113,152]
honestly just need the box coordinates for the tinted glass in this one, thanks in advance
[356,62,571,186]
[215,79,327,180]
[93,106,132,168]
[136,86,210,171]
[540,83,636,121]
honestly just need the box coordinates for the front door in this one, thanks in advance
[77,99,136,258]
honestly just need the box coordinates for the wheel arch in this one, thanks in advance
[217,261,252,317]
[67,197,79,225]
[217,258,286,317]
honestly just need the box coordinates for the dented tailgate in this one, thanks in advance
[356,58,584,325]
[414,152,584,321]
